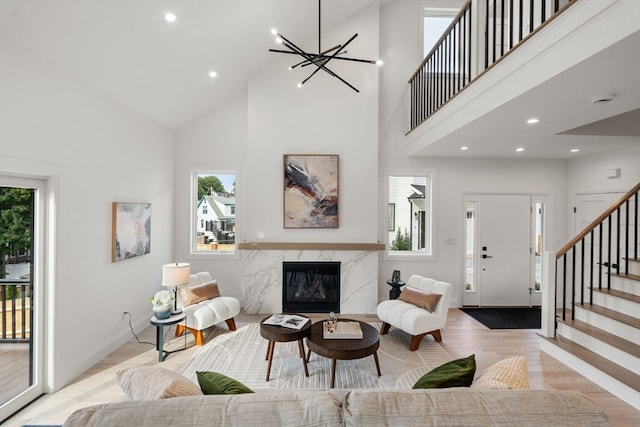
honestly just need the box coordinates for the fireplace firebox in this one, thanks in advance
[282,261,340,313]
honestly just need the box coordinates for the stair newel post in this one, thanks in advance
[571,246,576,321]
[635,191,638,260]
[598,222,603,290]
[589,229,594,306]
[607,214,612,290]
[616,206,621,276]
[562,253,567,321]
[541,251,556,338]
[624,200,629,275]
[580,237,585,306]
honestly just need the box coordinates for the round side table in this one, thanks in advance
[386,279,405,300]
[259,314,311,381]
[150,312,186,362]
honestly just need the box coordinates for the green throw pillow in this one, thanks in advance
[196,371,254,395]
[412,354,476,389]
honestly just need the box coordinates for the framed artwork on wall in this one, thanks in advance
[283,154,338,228]
[111,202,151,262]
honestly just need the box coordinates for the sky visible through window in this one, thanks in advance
[424,16,454,57]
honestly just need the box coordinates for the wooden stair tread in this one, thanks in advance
[576,303,640,329]
[556,317,640,356]
[543,335,640,392]
[591,287,640,304]
[610,272,640,282]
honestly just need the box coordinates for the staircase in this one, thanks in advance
[540,183,640,410]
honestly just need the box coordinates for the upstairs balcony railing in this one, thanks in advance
[409,0,577,131]
[0,279,31,342]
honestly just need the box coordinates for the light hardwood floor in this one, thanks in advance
[4,309,640,426]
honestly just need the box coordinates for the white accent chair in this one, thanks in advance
[376,275,451,351]
[174,272,240,346]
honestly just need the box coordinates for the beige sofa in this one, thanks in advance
[63,388,609,426]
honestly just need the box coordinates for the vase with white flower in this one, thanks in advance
[149,290,173,320]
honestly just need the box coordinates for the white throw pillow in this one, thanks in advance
[116,366,203,400]
[471,356,529,390]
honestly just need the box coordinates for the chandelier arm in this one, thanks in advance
[312,55,378,65]
[294,44,343,69]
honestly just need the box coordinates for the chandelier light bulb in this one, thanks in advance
[275,37,284,44]
[376,59,384,66]
[270,28,278,36]
[208,71,218,79]
[297,82,303,89]
[164,12,177,23]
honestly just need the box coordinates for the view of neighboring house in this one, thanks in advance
[196,193,235,247]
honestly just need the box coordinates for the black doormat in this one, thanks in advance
[460,307,541,329]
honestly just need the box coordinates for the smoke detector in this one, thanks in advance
[592,95,614,105]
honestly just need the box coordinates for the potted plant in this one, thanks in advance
[149,290,173,319]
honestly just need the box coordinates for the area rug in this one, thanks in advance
[461,307,541,329]
[180,322,453,390]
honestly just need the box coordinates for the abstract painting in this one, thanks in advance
[111,202,151,262]
[283,154,338,228]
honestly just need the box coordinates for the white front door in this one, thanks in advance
[478,194,531,306]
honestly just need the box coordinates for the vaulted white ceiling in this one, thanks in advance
[1,0,638,160]
[0,0,380,130]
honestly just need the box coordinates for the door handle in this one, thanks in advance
[482,254,493,259]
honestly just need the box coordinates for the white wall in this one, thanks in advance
[174,6,380,304]
[377,0,570,306]
[566,145,640,238]
[174,94,248,301]
[0,48,175,390]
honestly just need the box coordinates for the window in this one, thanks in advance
[192,172,236,254]
[423,8,458,57]
[464,201,476,291]
[386,173,434,258]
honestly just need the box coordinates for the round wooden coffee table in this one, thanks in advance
[306,319,381,388]
[260,314,311,381]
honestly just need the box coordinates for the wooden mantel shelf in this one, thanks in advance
[238,242,385,251]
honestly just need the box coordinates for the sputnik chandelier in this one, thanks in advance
[269,0,383,93]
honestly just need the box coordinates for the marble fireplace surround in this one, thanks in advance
[238,242,384,314]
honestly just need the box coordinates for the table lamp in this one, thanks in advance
[162,262,191,314]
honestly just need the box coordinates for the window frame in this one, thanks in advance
[189,168,239,259]
[384,169,437,261]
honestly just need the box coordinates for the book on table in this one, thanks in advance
[323,321,363,339]
[262,314,309,330]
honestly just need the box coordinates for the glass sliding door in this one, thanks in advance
[0,176,44,422]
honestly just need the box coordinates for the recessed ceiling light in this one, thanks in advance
[208,71,218,79]
[164,12,177,23]
[516,147,525,152]
[571,148,580,153]
[460,146,469,151]
[526,118,539,124]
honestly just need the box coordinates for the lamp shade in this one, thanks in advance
[162,262,191,288]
